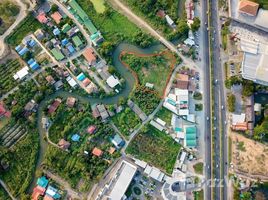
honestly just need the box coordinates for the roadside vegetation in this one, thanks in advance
[193,162,203,174]
[0,59,23,97]
[131,85,160,115]
[252,0,268,9]
[227,94,235,112]
[126,125,181,174]
[0,186,11,200]
[0,0,20,35]
[121,51,176,95]
[123,0,189,40]
[112,108,141,137]
[193,91,202,100]
[155,107,172,126]
[6,13,42,46]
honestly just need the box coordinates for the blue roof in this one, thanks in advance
[61,38,69,46]
[77,73,85,81]
[53,28,60,35]
[28,40,36,47]
[67,45,75,53]
[18,47,29,56]
[167,98,176,106]
[27,58,35,65]
[15,45,22,52]
[46,185,61,198]
[111,134,124,148]
[71,134,80,142]
[30,62,40,70]
[37,176,48,188]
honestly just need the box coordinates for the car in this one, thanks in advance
[214,127,217,130]
[214,116,217,120]
[216,164,219,168]
[206,117,210,120]
[214,79,218,84]
[221,105,224,110]
[224,121,227,125]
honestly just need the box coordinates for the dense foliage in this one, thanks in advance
[0,59,22,97]
[112,108,141,137]
[126,125,181,174]
[254,117,268,141]
[131,85,160,115]
[6,13,42,46]
[227,94,236,112]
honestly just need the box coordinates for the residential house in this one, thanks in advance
[66,97,76,108]
[165,15,176,28]
[36,12,48,24]
[82,78,91,87]
[45,185,61,199]
[72,35,83,48]
[156,10,165,18]
[34,29,45,40]
[108,147,116,154]
[58,139,70,150]
[45,75,56,85]
[54,80,63,90]
[176,74,189,89]
[92,104,100,118]
[71,134,80,142]
[97,104,109,120]
[92,147,103,157]
[0,103,11,118]
[111,134,125,149]
[106,75,120,89]
[87,125,97,134]
[51,11,62,24]
[32,186,46,200]
[48,98,62,114]
[83,48,96,65]
[37,176,49,188]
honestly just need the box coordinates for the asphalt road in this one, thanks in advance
[200,0,212,199]
[209,0,228,199]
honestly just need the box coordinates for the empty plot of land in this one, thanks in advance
[231,132,268,176]
[90,0,106,13]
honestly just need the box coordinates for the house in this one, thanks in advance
[46,75,56,85]
[66,97,76,108]
[111,134,125,149]
[72,35,83,48]
[82,78,91,87]
[108,147,116,154]
[51,11,62,24]
[165,15,176,28]
[92,147,103,157]
[97,104,109,120]
[18,47,29,56]
[53,28,61,36]
[66,76,77,88]
[77,72,86,81]
[45,185,61,199]
[13,66,29,80]
[67,44,75,54]
[24,100,37,113]
[44,195,54,200]
[106,75,120,89]
[51,48,65,61]
[58,139,70,150]
[239,0,259,16]
[87,125,97,134]
[36,12,48,24]
[157,10,166,18]
[184,125,197,148]
[90,31,104,46]
[54,80,63,90]
[34,29,45,40]
[231,113,248,131]
[71,134,80,142]
[83,48,96,65]
[61,38,69,46]
[62,23,71,33]
[48,98,62,114]
[176,74,189,89]
[37,176,49,188]
[184,38,195,46]
[32,186,46,200]
[92,105,100,118]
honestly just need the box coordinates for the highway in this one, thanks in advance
[200,0,212,199]
[209,0,228,199]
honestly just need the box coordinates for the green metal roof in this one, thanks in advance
[185,126,197,148]
[37,176,48,188]
[62,23,71,33]
[51,48,65,61]
[72,35,83,47]
[68,0,88,21]
[186,140,197,147]
[84,20,97,34]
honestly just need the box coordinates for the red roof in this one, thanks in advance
[32,186,46,200]
[51,11,62,24]
[82,78,91,87]
[92,147,103,157]
[232,122,248,131]
[83,48,96,64]
[37,12,48,24]
[87,125,97,134]
[156,10,165,18]
[48,99,61,114]
[0,104,11,118]
[239,0,259,16]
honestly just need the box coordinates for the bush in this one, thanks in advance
[227,94,235,112]
[193,92,202,100]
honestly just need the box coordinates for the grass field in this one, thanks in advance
[6,13,42,46]
[155,107,173,126]
[77,0,140,44]
[112,108,141,138]
[194,189,204,200]
[121,51,176,95]
[126,125,181,174]
[0,0,20,35]
[0,117,10,130]
[0,59,23,97]
[90,0,106,13]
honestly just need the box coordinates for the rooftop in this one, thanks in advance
[51,11,62,24]
[239,0,259,16]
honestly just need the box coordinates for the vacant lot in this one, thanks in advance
[112,108,141,137]
[126,125,181,174]
[155,107,173,126]
[90,0,106,13]
[0,0,20,35]
[0,59,23,97]
[231,132,268,176]
[6,13,42,46]
[121,51,176,95]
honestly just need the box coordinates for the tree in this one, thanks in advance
[242,80,254,97]
[50,4,58,13]
[191,17,201,32]
[227,94,236,112]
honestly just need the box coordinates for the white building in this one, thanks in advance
[107,161,137,200]
[106,75,120,88]
[144,165,165,182]
[66,76,78,88]
[165,15,175,27]
[13,66,29,80]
